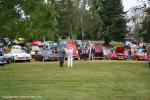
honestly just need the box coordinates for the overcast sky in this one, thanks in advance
[123,0,139,11]
[123,0,148,11]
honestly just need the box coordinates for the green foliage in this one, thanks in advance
[0,0,57,40]
[0,0,21,39]
[102,0,127,41]
[104,34,111,45]
[142,7,150,42]
[0,0,126,41]
[56,0,82,39]
[21,0,58,40]
[91,0,127,41]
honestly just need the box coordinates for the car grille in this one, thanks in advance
[117,55,123,59]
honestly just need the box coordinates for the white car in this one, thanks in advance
[4,45,31,62]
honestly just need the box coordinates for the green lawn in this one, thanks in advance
[0,61,150,100]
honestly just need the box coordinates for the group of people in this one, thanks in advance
[58,47,73,67]
[79,42,95,61]
[58,41,96,67]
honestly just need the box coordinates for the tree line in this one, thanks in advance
[0,0,136,43]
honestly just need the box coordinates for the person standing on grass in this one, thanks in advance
[91,46,95,60]
[67,47,73,67]
[59,47,66,67]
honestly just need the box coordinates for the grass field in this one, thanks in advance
[0,61,150,100]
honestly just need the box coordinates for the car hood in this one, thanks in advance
[5,53,31,57]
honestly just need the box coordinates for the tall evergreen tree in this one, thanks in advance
[91,0,127,41]
[56,0,74,36]
[102,0,127,41]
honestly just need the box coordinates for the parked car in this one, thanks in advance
[4,45,31,62]
[4,55,14,63]
[111,47,127,60]
[75,40,82,47]
[66,44,79,60]
[0,56,7,65]
[0,38,12,47]
[133,51,147,61]
[94,44,103,59]
[58,43,79,60]
[124,38,137,47]
[32,40,45,47]
[33,49,59,61]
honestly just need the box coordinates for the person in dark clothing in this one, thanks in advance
[128,49,132,59]
[59,48,66,67]
[91,46,95,60]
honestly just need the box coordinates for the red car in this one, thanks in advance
[32,40,44,47]
[111,47,127,60]
[133,51,147,61]
[66,44,79,60]
[94,44,103,59]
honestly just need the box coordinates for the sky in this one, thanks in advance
[123,0,139,11]
[123,0,147,11]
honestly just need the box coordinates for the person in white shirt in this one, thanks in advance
[67,47,73,67]
[103,47,108,60]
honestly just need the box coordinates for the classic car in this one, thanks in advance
[32,40,44,47]
[58,43,79,60]
[32,49,59,61]
[66,44,79,60]
[0,46,14,63]
[133,51,147,61]
[4,45,31,62]
[0,56,7,65]
[111,47,127,60]
[94,44,103,59]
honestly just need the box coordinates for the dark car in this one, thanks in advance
[0,38,12,47]
[32,49,59,61]
[94,44,103,59]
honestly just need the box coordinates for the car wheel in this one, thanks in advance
[74,58,78,60]
[27,60,30,62]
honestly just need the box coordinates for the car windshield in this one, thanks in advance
[41,50,53,55]
[11,49,24,53]
[137,52,145,55]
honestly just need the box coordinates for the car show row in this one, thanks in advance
[0,38,149,65]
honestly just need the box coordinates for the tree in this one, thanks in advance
[21,0,58,40]
[90,0,103,39]
[142,7,150,42]
[102,0,127,41]
[56,0,75,37]
[129,0,150,42]
[0,0,58,41]
[0,0,22,39]
[91,0,127,41]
